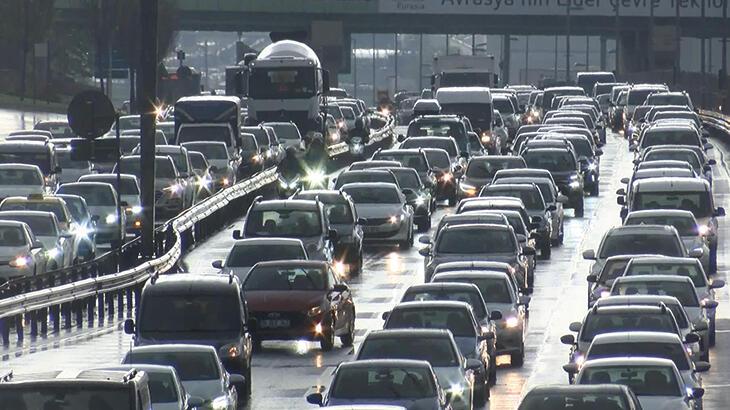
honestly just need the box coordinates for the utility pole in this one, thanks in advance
[138,0,158,259]
[585,35,589,69]
[394,33,398,93]
[673,0,681,86]
[525,35,529,84]
[615,0,620,75]
[419,34,424,91]
[353,38,358,99]
[554,35,559,80]
[372,33,376,105]
[566,4,572,82]
[21,0,29,101]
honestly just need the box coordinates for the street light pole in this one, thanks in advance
[525,35,529,84]
[566,4,571,82]
[353,38,358,99]
[372,33,376,105]
[615,0,620,74]
[394,33,398,93]
[419,34,424,91]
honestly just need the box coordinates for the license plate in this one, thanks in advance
[259,319,290,328]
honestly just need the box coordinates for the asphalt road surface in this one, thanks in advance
[2,125,730,409]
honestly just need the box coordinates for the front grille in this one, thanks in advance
[363,217,391,226]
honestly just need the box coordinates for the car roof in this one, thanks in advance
[392,300,473,310]
[613,275,694,284]
[232,238,304,247]
[591,331,682,344]
[440,223,511,233]
[526,384,631,394]
[0,163,42,171]
[250,260,329,270]
[590,305,669,315]
[0,220,29,228]
[626,209,695,219]
[581,356,676,368]
[594,295,682,307]
[606,224,677,235]
[0,210,55,219]
[252,199,320,211]
[484,183,538,192]
[142,273,240,296]
[126,343,217,354]
[432,271,510,281]
[0,141,49,151]
[364,329,453,339]
[404,282,483,293]
[633,177,710,191]
[80,173,138,182]
[338,359,431,369]
[626,256,698,266]
[59,181,114,190]
[341,182,399,191]
[435,261,511,270]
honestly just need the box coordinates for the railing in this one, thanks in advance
[699,110,730,137]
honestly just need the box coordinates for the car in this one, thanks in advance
[417,148,459,205]
[122,344,242,409]
[645,91,694,109]
[243,260,355,351]
[79,174,142,236]
[480,183,554,258]
[585,254,654,308]
[333,169,399,190]
[341,183,414,248]
[348,160,402,171]
[56,148,94,184]
[0,164,46,201]
[33,120,74,138]
[0,220,47,280]
[634,124,705,156]
[639,146,710,183]
[355,329,478,410]
[92,364,202,410]
[55,194,97,261]
[123,274,252,396]
[292,190,364,275]
[212,237,307,282]
[242,125,283,168]
[235,198,336,262]
[56,182,126,247]
[184,151,214,198]
[625,84,669,120]
[457,156,526,199]
[261,121,303,151]
[492,94,520,143]
[635,159,695,174]
[382,301,493,403]
[405,115,474,157]
[573,357,702,410]
[517,384,642,410]
[0,141,59,191]
[0,210,73,269]
[399,282,501,382]
[115,155,186,221]
[132,145,196,208]
[430,271,529,366]
[521,147,585,216]
[0,368,153,410]
[624,210,711,273]
[541,133,602,195]
[399,136,461,170]
[420,223,534,289]
[376,167,434,231]
[610,275,710,359]
[181,141,239,189]
[594,295,708,365]
[582,225,698,283]
[372,149,436,193]
[578,331,708,396]
[622,178,724,273]
[306,359,448,409]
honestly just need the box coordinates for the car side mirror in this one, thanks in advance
[704,143,713,151]
[327,229,339,242]
[465,358,482,370]
[714,207,726,217]
[629,143,637,151]
[530,215,543,224]
[516,234,527,243]
[321,69,330,93]
[521,247,536,256]
[229,373,246,387]
[582,249,596,260]
[357,217,366,225]
[616,188,626,196]
[381,311,390,321]
[620,177,629,184]
[401,188,416,196]
[689,248,704,259]
[418,247,431,257]
[547,204,557,211]
[569,321,582,332]
[209,165,219,173]
[586,274,597,283]
[123,318,135,334]
[616,196,626,205]
[562,363,579,374]
[32,240,44,249]
[490,310,503,320]
[418,235,432,245]
[332,283,349,293]
[558,194,569,203]
[685,333,700,344]
[704,164,712,172]
[479,331,495,341]
[306,393,324,406]
[397,134,406,142]
[232,229,243,240]
[212,260,223,269]
[187,396,205,409]
[710,279,725,289]
[694,362,711,373]
[560,334,575,345]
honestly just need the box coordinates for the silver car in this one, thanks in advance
[0,164,45,201]
[341,183,414,248]
[181,141,238,191]
[0,220,47,280]
[212,237,307,283]
[0,210,72,270]
[56,182,126,247]
[79,173,142,236]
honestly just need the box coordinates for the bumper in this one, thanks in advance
[0,265,34,280]
[362,220,410,242]
[495,325,523,354]
[251,315,328,341]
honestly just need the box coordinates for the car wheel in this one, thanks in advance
[709,244,718,274]
[710,320,716,347]
[574,198,585,217]
[400,227,413,249]
[340,317,355,347]
[541,243,551,260]
[320,321,335,351]
[511,342,525,367]
[489,356,497,386]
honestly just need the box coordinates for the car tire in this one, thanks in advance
[340,317,355,347]
[400,227,413,249]
[541,243,551,260]
[320,321,335,351]
[418,217,431,232]
[574,198,585,217]
[709,243,718,274]
[590,183,599,196]
[489,356,497,386]
[710,320,716,347]
[511,343,525,367]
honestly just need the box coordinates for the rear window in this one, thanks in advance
[225,244,305,267]
[357,336,458,367]
[632,191,712,218]
[4,214,56,236]
[599,233,682,258]
[244,265,326,291]
[2,386,133,410]
[581,312,677,342]
[331,366,436,400]
[343,186,400,204]
[183,143,229,160]
[483,188,544,211]
[641,129,699,148]
[124,350,220,381]
[579,365,680,397]
[625,214,698,236]
[436,228,515,254]
[0,202,67,223]
[82,177,139,195]
[587,342,689,370]
[0,151,51,174]
[611,280,699,306]
[56,185,115,206]
[466,158,524,179]
[374,153,428,172]
[0,226,27,246]
[386,307,475,337]
[0,168,42,185]
[139,294,241,334]
[402,289,486,318]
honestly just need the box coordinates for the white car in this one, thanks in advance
[0,164,45,201]
[340,182,414,248]
[79,173,142,235]
[0,210,72,269]
[574,357,703,410]
[122,344,242,410]
[0,220,47,280]
[56,182,126,247]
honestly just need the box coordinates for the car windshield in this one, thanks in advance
[58,197,86,222]
[567,138,593,157]
[483,188,544,211]
[324,203,353,224]
[358,337,459,367]
[611,281,699,306]
[57,151,89,170]
[645,152,700,170]
[57,185,114,206]
[0,226,27,246]
[177,126,231,146]
[330,366,436,400]
[632,191,713,218]
[0,202,66,223]
[0,168,42,185]
[625,215,698,236]
[466,158,524,179]
[519,392,630,410]
[402,290,486,318]
[245,209,321,237]
[407,122,466,150]
[629,89,663,105]
[2,386,132,410]
[188,154,207,170]
[436,228,515,254]
[160,152,187,173]
[647,95,689,106]
[243,128,269,147]
[624,262,705,287]
[249,67,316,99]
[244,266,326,291]
[580,365,680,396]
[83,178,139,195]
[588,342,689,371]
[599,233,682,258]
[269,124,301,140]
[343,187,400,204]
[145,371,179,403]
[386,307,476,337]
[598,260,630,283]
[124,351,220,381]
[184,143,229,159]
[118,158,176,179]
[139,294,241,335]
[402,140,457,157]
[0,152,51,174]
[225,244,306,267]
[439,103,493,124]
[389,169,421,190]
[5,215,55,236]
[581,312,677,341]
[341,108,355,119]
[493,99,515,114]
[326,106,343,119]
[424,151,450,169]
[439,277,513,304]
[641,129,699,148]
[504,214,527,235]
[375,153,428,172]
[523,150,576,172]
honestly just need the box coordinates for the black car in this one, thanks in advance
[123,273,253,396]
[457,156,527,200]
[521,147,585,216]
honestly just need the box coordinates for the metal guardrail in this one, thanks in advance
[699,110,730,136]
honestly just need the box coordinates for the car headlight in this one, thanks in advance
[698,224,710,236]
[75,225,93,238]
[47,248,60,259]
[569,181,580,189]
[105,214,117,224]
[219,343,241,358]
[587,162,597,171]
[251,154,262,163]
[389,215,402,224]
[329,132,341,143]
[459,182,477,195]
[209,395,230,410]
[196,176,212,188]
[308,306,323,317]
[131,205,142,214]
[305,169,326,186]
[10,255,29,268]
[505,316,519,328]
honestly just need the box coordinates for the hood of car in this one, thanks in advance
[637,396,690,410]
[245,290,325,312]
[180,380,224,402]
[327,397,440,410]
[0,246,31,260]
[0,186,44,198]
[355,204,404,219]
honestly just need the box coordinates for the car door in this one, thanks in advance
[25,227,46,274]
[329,267,352,332]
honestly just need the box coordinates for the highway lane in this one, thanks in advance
[0,108,64,136]
[2,128,730,409]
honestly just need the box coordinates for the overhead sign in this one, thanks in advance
[379,0,728,17]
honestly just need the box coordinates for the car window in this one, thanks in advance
[587,342,689,371]
[387,169,422,190]
[358,336,459,366]
[645,151,700,170]
[483,188,544,211]
[632,191,713,218]
[138,295,242,334]
[374,153,428,172]
[466,158,524,179]
[269,124,301,140]
[4,215,55,236]
[598,259,630,283]
[611,281,699,306]
[0,168,43,186]
[57,185,115,206]
[3,387,133,410]
[246,209,321,237]
[436,228,515,254]
[330,366,436,400]
[342,186,400,204]
[581,312,677,342]
[579,365,681,396]
[0,151,52,174]
[184,143,229,160]
[0,226,27,246]
[641,129,699,148]
[225,244,306,267]
[57,196,86,222]
[599,233,683,258]
[386,307,476,337]
[624,262,705,287]
[147,371,179,403]
[82,177,139,195]
[433,276,513,304]
[402,289,486,318]
[118,158,176,179]
[324,203,353,224]
[244,266,326,291]
[124,351,220,381]
[0,202,67,223]
[522,150,577,172]
[625,215,698,236]
[424,151,450,169]
[335,172,397,189]
[519,391,630,410]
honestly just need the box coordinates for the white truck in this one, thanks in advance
[246,40,331,158]
[431,55,498,90]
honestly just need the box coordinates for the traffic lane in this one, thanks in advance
[0,108,64,136]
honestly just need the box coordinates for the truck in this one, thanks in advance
[173,95,242,157]
[245,40,331,158]
[431,55,499,91]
